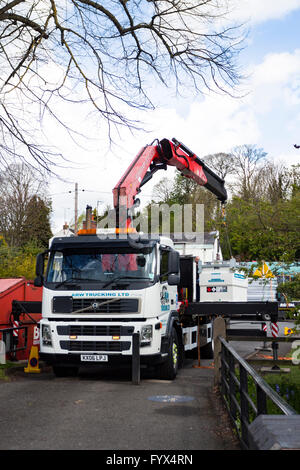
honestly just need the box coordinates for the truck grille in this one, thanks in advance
[72,298,139,314]
[57,325,134,336]
[60,340,130,352]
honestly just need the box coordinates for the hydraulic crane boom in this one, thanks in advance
[113,138,227,227]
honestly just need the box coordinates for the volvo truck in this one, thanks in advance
[34,138,278,378]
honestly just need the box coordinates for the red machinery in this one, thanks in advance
[0,278,42,360]
[113,138,227,227]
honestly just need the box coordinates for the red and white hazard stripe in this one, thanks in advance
[262,323,267,333]
[271,322,279,338]
[13,320,19,337]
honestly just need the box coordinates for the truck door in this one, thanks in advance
[160,249,171,312]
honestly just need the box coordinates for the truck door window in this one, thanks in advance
[47,251,64,282]
[160,250,169,282]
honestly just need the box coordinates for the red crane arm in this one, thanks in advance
[113,138,227,226]
[113,144,160,210]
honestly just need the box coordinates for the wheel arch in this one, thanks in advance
[166,311,184,368]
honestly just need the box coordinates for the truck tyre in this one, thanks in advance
[53,365,78,377]
[157,328,179,380]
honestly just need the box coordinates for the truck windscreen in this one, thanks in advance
[46,246,156,286]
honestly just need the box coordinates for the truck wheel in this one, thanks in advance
[53,365,78,377]
[157,328,179,380]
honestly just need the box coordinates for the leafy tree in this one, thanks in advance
[203,152,236,180]
[151,178,174,205]
[0,163,52,247]
[229,144,268,200]
[0,241,43,279]
[277,275,300,301]
[258,162,300,204]
[149,149,300,262]
[21,195,52,248]
[0,235,7,248]
[216,191,300,261]
[148,171,220,234]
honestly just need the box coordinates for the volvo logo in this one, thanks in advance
[91,302,100,311]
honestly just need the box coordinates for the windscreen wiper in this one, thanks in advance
[54,278,80,289]
[55,276,101,288]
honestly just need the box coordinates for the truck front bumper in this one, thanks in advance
[39,352,167,367]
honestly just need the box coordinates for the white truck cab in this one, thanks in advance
[36,233,185,378]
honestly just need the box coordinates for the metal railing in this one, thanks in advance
[218,336,297,449]
[0,325,29,357]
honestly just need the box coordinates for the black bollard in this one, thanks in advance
[271,342,280,371]
[132,333,140,385]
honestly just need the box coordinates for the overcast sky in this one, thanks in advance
[48,1,300,234]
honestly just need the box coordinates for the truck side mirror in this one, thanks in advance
[168,273,180,286]
[36,252,45,276]
[168,250,180,274]
[34,276,43,287]
[34,252,45,286]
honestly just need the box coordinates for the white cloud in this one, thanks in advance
[244,50,300,118]
[230,0,300,24]
[251,50,300,86]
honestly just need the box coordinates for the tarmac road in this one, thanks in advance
[228,320,295,359]
[0,358,240,451]
[1,320,293,452]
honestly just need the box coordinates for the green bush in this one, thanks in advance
[0,241,42,280]
[233,365,300,428]
[265,369,300,414]
[277,275,300,300]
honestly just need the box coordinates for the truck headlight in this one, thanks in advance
[42,324,52,347]
[141,325,153,344]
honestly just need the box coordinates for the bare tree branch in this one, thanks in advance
[0,0,246,172]
[0,0,25,16]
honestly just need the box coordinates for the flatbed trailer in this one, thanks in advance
[183,301,278,322]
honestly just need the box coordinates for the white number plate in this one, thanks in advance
[80,354,108,362]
